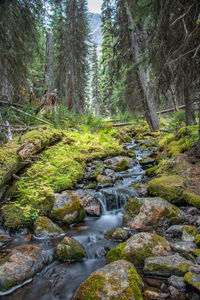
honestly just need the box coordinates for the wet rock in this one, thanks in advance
[34,216,64,238]
[184,272,200,292]
[54,236,87,262]
[144,253,194,277]
[0,245,53,291]
[123,197,183,230]
[96,174,112,186]
[166,225,198,241]
[143,290,169,299]
[170,241,197,259]
[140,156,156,169]
[51,196,85,225]
[131,183,148,197]
[168,286,187,300]
[104,168,115,177]
[0,233,11,247]
[104,228,131,242]
[104,156,133,171]
[53,193,69,210]
[73,260,143,300]
[185,207,200,216]
[168,275,186,291]
[69,190,101,217]
[106,232,171,266]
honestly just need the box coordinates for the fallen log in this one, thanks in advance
[9,106,53,125]
[105,119,121,122]
[112,122,136,127]
[0,127,63,198]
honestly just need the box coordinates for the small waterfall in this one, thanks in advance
[94,187,138,214]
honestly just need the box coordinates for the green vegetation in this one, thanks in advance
[1,126,124,228]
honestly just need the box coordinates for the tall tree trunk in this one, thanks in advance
[44,30,54,102]
[126,3,160,131]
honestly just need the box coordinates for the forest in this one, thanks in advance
[0,1,200,300]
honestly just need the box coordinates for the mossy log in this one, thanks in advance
[0,127,63,199]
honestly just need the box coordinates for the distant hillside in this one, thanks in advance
[88,12,102,55]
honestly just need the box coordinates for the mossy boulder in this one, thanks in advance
[184,272,200,292]
[106,232,171,266]
[51,199,85,225]
[123,197,182,229]
[104,156,132,171]
[147,175,185,205]
[54,236,87,262]
[0,245,53,291]
[104,228,131,242]
[34,216,64,237]
[147,175,200,208]
[73,260,143,300]
[144,253,194,277]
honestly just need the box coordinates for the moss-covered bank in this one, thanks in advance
[1,127,124,228]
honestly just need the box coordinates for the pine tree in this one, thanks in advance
[0,0,44,100]
[91,44,100,115]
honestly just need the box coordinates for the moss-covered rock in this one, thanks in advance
[34,216,64,237]
[51,199,85,225]
[184,272,200,291]
[96,174,112,185]
[104,228,131,242]
[144,253,194,277]
[123,197,182,229]
[147,175,200,208]
[158,125,198,157]
[106,232,171,266]
[0,245,53,291]
[104,156,132,171]
[73,260,143,300]
[54,236,87,262]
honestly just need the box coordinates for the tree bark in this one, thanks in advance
[43,30,55,105]
[126,3,160,131]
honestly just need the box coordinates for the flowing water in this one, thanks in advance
[1,139,151,300]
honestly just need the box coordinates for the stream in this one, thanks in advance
[1,139,153,300]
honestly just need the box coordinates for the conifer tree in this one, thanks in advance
[91,44,100,115]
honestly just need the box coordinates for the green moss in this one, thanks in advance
[74,274,105,300]
[194,234,200,247]
[145,165,157,177]
[34,216,63,235]
[168,216,185,225]
[147,175,185,205]
[84,184,97,189]
[106,234,169,266]
[127,268,143,300]
[55,237,86,262]
[178,262,193,274]
[194,249,200,256]
[158,125,198,158]
[115,158,130,171]
[51,199,85,225]
[158,134,175,151]
[124,198,142,218]
[2,127,124,229]
[183,192,200,209]
[184,272,200,291]
[183,226,198,236]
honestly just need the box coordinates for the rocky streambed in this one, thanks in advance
[0,138,200,299]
